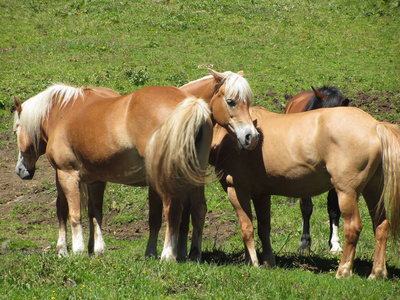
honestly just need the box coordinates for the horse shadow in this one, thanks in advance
[201,250,400,279]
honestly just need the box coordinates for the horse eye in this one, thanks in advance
[225,98,237,108]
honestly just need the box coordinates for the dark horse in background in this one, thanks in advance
[285,86,350,253]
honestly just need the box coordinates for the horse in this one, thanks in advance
[209,104,400,279]
[285,86,350,253]
[14,69,259,262]
[144,70,258,261]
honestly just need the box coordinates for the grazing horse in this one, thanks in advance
[14,69,259,262]
[145,70,258,261]
[210,105,400,279]
[285,86,350,253]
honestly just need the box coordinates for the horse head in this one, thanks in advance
[207,69,259,150]
[13,96,46,180]
[307,86,350,111]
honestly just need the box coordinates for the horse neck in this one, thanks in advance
[181,77,215,103]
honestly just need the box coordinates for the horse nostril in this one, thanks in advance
[245,134,252,145]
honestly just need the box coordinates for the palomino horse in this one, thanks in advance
[144,70,259,261]
[210,105,400,279]
[285,86,350,253]
[14,69,259,262]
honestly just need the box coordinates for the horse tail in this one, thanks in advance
[376,122,400,239]
[145,97,212,197]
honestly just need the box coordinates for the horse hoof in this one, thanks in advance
[329,244,343,254]
[368,269,387,280]
[297,246,311,254]
[329,249,343,255]
[336,269,352,278]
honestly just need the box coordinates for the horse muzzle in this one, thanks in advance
[15,154,35,180]
[237,126,259,151]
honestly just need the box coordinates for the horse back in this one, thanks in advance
[284,91,314,113]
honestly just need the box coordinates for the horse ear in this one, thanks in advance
[342,98,350,106]
[14,96,22,115]
[208,69,224,82]
[237,70,244,77]
[311,86,328,101]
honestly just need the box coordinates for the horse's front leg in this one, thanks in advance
[253,195,275,268]
[145,188,163,259]
[161,195,183,262]
[227,184,258,266]
[188,186,207,262]
[87,181,106,256]
[56,176,69,256]
[336,191,362,278]
[56,169,85,254]
[298,197,313,253]
[327,189,342,254]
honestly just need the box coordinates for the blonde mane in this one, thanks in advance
[14,84,85,150]
[181,71,253,104]
[220,71,253,104]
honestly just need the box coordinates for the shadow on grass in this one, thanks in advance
[201,250,400,279]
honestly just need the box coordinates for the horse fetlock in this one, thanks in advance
[72,238,85,254]
[94,240,106,256]
[56,245,69,257]
[161,246,177,262]
[368,268,388,280]
[329,243,343,254]
[336,262,353,278]
[298,234,311,253]
[262,253,276,268]
[188,247,201,262]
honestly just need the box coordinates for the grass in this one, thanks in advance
[1,0,400,298]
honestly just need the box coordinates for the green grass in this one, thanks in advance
[1,0,400,298]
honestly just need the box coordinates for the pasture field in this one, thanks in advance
[1,0,400,299]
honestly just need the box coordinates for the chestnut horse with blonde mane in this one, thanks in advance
[209,105,400,279]
[14,69,258,262]
[172,74,400,279]
[285,86,350,254]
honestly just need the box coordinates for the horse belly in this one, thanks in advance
[260,164,333,198]
[79,150,147,185]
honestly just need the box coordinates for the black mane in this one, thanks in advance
[305,86,349,111]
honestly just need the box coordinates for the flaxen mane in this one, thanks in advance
[14,84,84,150]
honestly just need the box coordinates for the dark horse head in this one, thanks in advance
[305,86,350,111]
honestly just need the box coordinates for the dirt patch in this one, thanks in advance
[1,90,399,255]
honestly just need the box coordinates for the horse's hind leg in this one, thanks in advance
[298,197,313,253]
[177,194,190,261]
[188,186,207,262]
[336,191,362,278]
[56,170,85,254]
[363,182,388,279]
[161,195,183,262]
[145,188,163,259]
[87,181,106,255]
[327,189,342,254]
[56,177,69,256]
[253,195,275,268]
